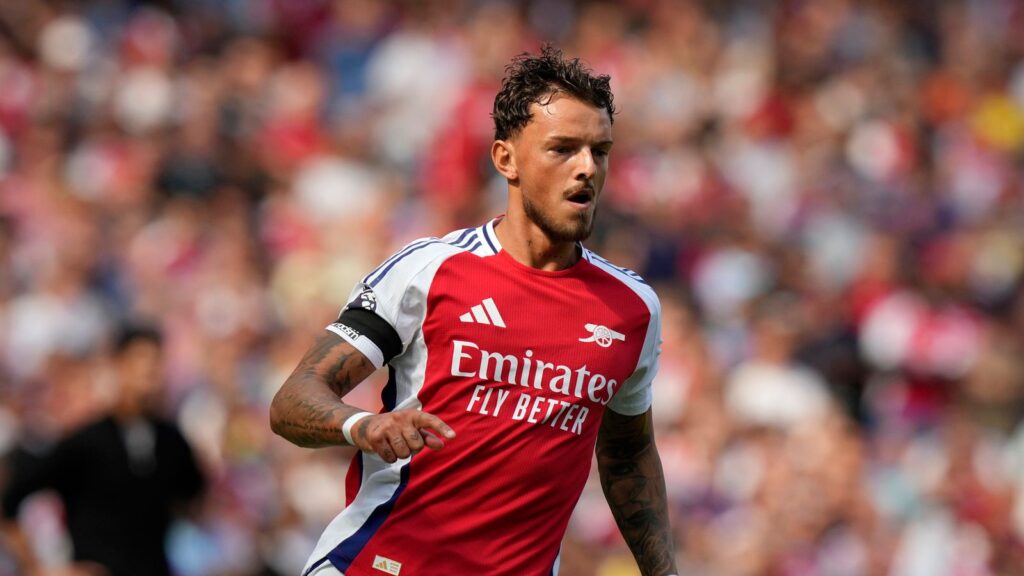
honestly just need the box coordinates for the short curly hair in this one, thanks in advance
[492,45,615,141]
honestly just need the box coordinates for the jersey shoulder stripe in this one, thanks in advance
[367,240,447,287]
[448,226,476,247]
[581,246,659,321]
[443,223,500,257]
[442,220,502,257]
[363,238,438,285]
[583,249,649,286]
[453,234,476,249]
[365,226,495,288]
[480,223,499,253]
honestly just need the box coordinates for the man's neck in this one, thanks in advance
[493,212,579,271]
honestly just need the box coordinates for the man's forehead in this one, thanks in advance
[531,92,609,120]
[523,93,612,138]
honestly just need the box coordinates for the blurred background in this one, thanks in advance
[1,0,1024,574]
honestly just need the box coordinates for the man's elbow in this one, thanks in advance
[268,410,282,438]
[268,385,290,439]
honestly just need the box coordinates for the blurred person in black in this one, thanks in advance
[1,324,205,576]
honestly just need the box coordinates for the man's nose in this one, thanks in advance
[575,148,596,181]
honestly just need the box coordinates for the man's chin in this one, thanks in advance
[571,212,595,241]
[523,197,596,243]
[550,219,593,243]
[570,224,594,242]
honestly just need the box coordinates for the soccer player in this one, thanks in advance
[270,46,677,576]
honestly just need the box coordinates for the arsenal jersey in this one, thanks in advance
[303,218,661,576]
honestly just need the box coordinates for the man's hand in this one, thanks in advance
[270,333,458,457]
[350,409,456,463]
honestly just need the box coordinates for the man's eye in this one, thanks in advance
[552,147,571,155]
[594,148,609,158]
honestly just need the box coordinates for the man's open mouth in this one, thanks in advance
[567,189,594,206]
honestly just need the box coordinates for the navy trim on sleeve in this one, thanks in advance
[368,240,444,287]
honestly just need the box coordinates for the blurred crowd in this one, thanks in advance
[1,0,1024,574]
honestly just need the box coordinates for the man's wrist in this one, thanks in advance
[342,412,373,446]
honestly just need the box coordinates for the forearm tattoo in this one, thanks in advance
[596,410,676,576]
[270,333,376,448]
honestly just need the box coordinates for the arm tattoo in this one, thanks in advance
[269,333,377,448]
[596,409,677,576]
[297,332,372,396]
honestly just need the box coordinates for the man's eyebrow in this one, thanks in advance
[545,135,614,147]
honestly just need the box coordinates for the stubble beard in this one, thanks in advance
[522,194,596,243]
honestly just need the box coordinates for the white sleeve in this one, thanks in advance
[607,292,661,416]
[327,238,456,368]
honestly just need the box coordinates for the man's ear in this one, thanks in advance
[491,140,518,181]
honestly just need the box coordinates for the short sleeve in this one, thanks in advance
[326,239,455,369]
[607,294,661,416]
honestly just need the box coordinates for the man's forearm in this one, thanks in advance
[269,379,366,447]
[596,410,676,576]
[270,333,377,448]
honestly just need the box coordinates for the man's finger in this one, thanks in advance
[420,429,446,450]
[370,434,396,462]
[414,411,456,440]
[403,427,425,452]
[389,434,411,459]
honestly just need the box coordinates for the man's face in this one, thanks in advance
[511,93,612,243]
[117,340,162,410]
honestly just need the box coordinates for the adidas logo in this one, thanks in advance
[372,555,402,575]
[459,297,506,328]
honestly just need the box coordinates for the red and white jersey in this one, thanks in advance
[305,218,661,576]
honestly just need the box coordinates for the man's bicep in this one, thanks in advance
[292,332,379,397]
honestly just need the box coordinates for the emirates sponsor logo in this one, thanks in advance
[451,339,619,436]
[450,340,618,404]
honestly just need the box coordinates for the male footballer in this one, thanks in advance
[271,46,677,576]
